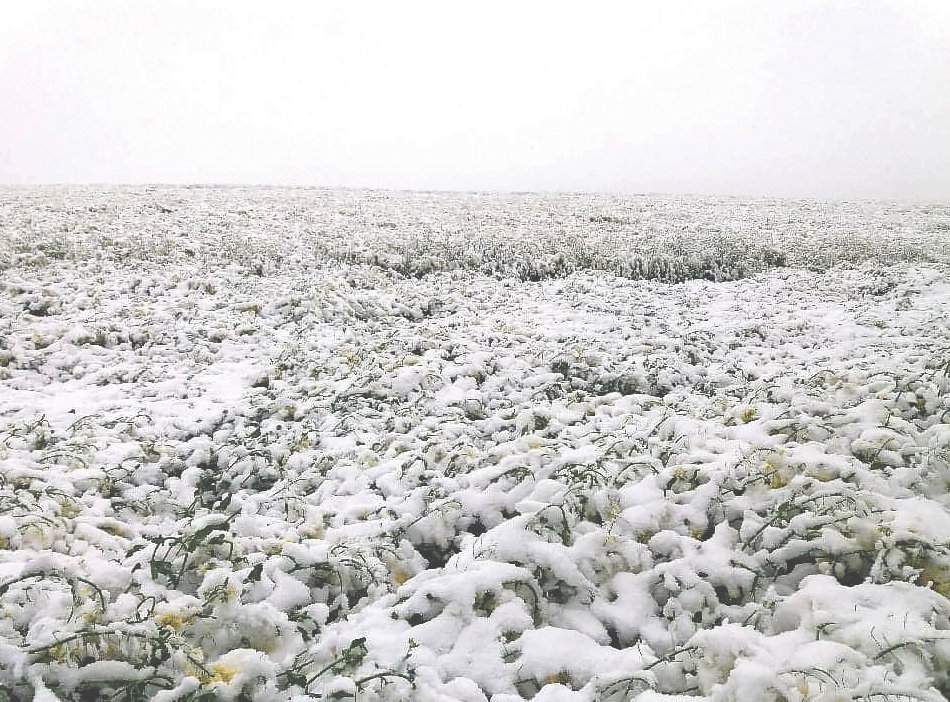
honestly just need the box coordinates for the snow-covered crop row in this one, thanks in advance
[1,187,949,702]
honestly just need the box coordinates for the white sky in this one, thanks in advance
[2,1,949,199]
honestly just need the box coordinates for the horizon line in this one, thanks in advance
[1,182,946,206]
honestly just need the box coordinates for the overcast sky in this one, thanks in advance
[2,1,949,199]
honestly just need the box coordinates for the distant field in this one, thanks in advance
[1,188,949,701]
[2,186,948,280]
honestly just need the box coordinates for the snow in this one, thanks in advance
[0,186,949,700]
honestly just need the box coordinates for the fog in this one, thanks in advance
[2,1,949,199]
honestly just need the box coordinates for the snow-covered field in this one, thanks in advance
[1,186,950,702]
